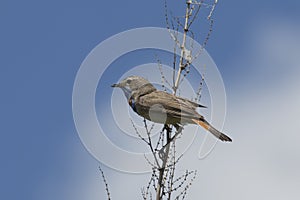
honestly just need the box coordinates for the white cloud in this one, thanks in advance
[70,18,300,200]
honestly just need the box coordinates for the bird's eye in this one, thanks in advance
[126,79,132,84]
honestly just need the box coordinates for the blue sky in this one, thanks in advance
[1,0,300,199]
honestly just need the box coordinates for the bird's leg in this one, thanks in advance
[174,124,182,132]
[162,124,172,133]
[159,124,183,159]
[170,124,183,142]
[165,125,183,147]
[158,124,171,160]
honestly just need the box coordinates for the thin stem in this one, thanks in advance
[174,0,191,94]
[156,126,172,200]
[144,119,161,169]
[99,166,111,200]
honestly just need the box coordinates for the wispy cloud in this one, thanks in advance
[70,18,300,200]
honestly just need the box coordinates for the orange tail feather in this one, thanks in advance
[192,119,232,142]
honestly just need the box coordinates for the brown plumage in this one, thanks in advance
[112,76,232,142]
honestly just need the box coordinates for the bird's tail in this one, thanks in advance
[192,119,232,142]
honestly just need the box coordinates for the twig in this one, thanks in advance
[144,154,157,169]
[98,166,111,200]
[167,142,177,200]
[143,119,162,168]
[173,0,192,94]
[187,0,203,29]
[191,14,214,62]
[160,126,183,152]
[155,128,165,151]
[208,0,218,20]
[131,118,161,168]
[130,118,149,145]
[156,126,172,200]
[195,64,206,102]
[165,0,181,50]
[142,172,156,200]
[156,55,172,90]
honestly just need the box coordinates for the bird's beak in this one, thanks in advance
[111,83,120,88]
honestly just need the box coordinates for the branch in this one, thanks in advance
[98,166,111,200]
[131,118,161,168]
[156,55,172,91]
[174,0,192,94]
[156,125,172,200]
[187,0,203,29]
[195,64,206,102]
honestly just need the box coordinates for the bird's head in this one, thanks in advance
[111,76,156,99]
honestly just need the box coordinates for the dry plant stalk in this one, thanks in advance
[99,1,218,199]
[141,1,218,199]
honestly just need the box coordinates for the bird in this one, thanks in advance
[111,76,232,142]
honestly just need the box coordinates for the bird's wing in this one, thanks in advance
[138,91,202,120]
[176,96,207,108]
